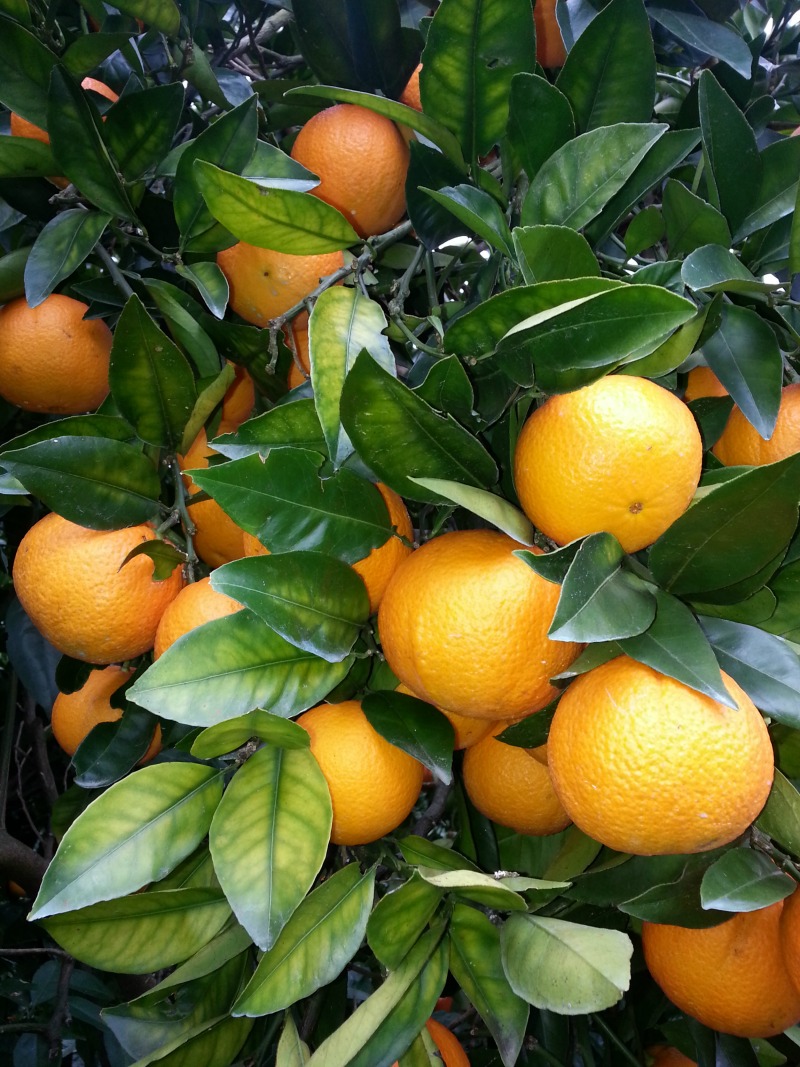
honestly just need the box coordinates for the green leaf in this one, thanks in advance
[191,710,310,760]
[29,764,223,921]
[422,185,514,257]
[700,849,796,913]
[449,904,529,1067]
[406,143,473,250]
[62,32,135,77]
[0,244,32,304]
[276,1016,310,1067]
[736,135,800,242]
[103,83,185,181]
[144,279,221,383]
[174,98,258,252]
[619,304,708,380]
[549,533,657,642]
[507,73,575,181]
[698,616,800,728]
[682,244,776,295]
[556,0,655,131]
[190,449,392,562]
[309,287,395,467]
[41,889,231,974]
[234,864,375,1016]
[211,553,368,663]
[501,914,633,1014]
[411,356,477,429]
[398,836,481,875]
[649,455,800,598]
[618,590,733,706]
[194,162,359,255]
[0,135,58,179]
[110,295,197,449]
[522,123,667,229]
[112,0,179,35]
[398,1030,440,1067]
[209,745,331,950]
[47,65,136,221]
[128,610,352,726]
[214,400,325,460]
[0,436,161,529]
[72,704,161,789]
[176,262,230,320]
[757,770,800,857]
[24,209,110,309]
[662,179,731,256]
[0,13,57,127]
[420,0,536,162]
[417,868,529,911]
[410,478,533,544]
[495,703,557,749]
[624,206,664,256]
[618,851,730,927]
[340,351,498,503]
[698,70,761,233]
[367,873,443,971]
[361,691,454,785]
[512,225,599,284]
[649,4,752,78]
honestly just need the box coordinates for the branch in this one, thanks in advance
[0,829,48,897]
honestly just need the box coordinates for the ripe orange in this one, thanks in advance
[180,429,248,569]
[534,0,567,68]
[683,366,727,402]
[463,732,571,836]
[219,362,255,432]
[642,889,800,1037]
[378,530,581,721]
[286,310,310,389]
[646,1048,696,1067]
[13,514,184,663]
[217,243,344,327]
[399,64,422,111]
[513,375,703,553]
[0,294,112,414]
[547,655,773,855]
[713,383,800,466]
[290,103,410,238]
[396,684,495,750]
[51,665,161,760]
[391,1018,470,1067]
[296,699,424,845]
[154,576,242,659]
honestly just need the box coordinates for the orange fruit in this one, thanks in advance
[290,103,410,238]
[534,0,567,68]
[154,576,242,659]
[396,684,495,750]
[286,311,310,389]
[391,1018,470,1067]
[219,363,255,432]
[713,382,800,466]
[13,514,184,663]
[296,699,424,845]
[513,375,703,553]
[683,366,727,402]
[646,1047,696,1067]
[51,665,161,760]
[180,429,248,569]
[642,889,800,1037]
[0,294,112,414]
[547,655,773,855]
[217,243,344,328]
[399,64,422,111]
[378,530,581,721]
[462,731,571,836]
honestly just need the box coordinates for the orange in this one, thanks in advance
[219,363,255,432]
[51,665,161,760]
[547,655,773,855]
[534,0,567,68]
[399,64,422,111]
[290,103,410,238]
[13,514,184,663]
[462,731,571,836]
[646,1048,696,1067]
[0,294,112,414]
[217,243,344,328]
[513,375,703,553]
[378,530,581,721]
[713,382,800,466]
[642,889,800,1037]
[391,1018,470,1067]
[396,684,495,750]
[180,429,248,569]
[154,576,242,659]
[683,366,727,402]
[286,311,310,389]
[296,699,424,845]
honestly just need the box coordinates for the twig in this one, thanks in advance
[23,692,59,811]
[591,1014,644,1067]
[388,244,425,318]
[412,779,452,838]
[44,955,74,1057]
[228,8,292,60]
[0,674,17,831]
[1,947,72,957]
[95,243,135,300]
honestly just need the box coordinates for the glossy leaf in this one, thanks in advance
[495,703,557,749]
[276,1016,310,1067]
[406,142,474,250]
[411,478,533,544]
[735,135,800,242]
[191,710,310,760]
[512,225,599,284]
[209,745,331,950]
[176,262,229,320]
[361,691,454,785]
[501,914,633,1013]
[112,0,179,34]
[700,849,796,913]
[650,455,800,597]
[0,135,58,179]
[213,400,325,460]
[103,83,185,181]
[110,294,197,449]
[649,2,752,78]
[417,868,528,911]
[507,73,575,181]
[757,771,800,858]
[24,209,110,308]
[190,449,392,562]
[556,0,655,131]
[234,864,375,1015]
[449,904,529,1067]
[128,610,352,725]
[340,351,498,502]
[398,836,482,875]
[367,873,443,970]
[211,553,369,662]
[29,764,223,920]
[62,32,135,77]
[522,123,666,229]
[422,185,513,257]
[194,162,359,254]
[144,279,221,384]
[698,70,761,233]
[41,889,231,974]
[0,14,57,128]
[0,436,162,529]
[128,1014,253,1067]
[682,245,776,295]
[618,851,730,927]
[662,179,731,256]
[72,705,161,790]
[420,0,536,162]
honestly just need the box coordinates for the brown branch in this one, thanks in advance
[0,829,48,897]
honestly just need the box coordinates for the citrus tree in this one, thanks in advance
[2,0,800,1064]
